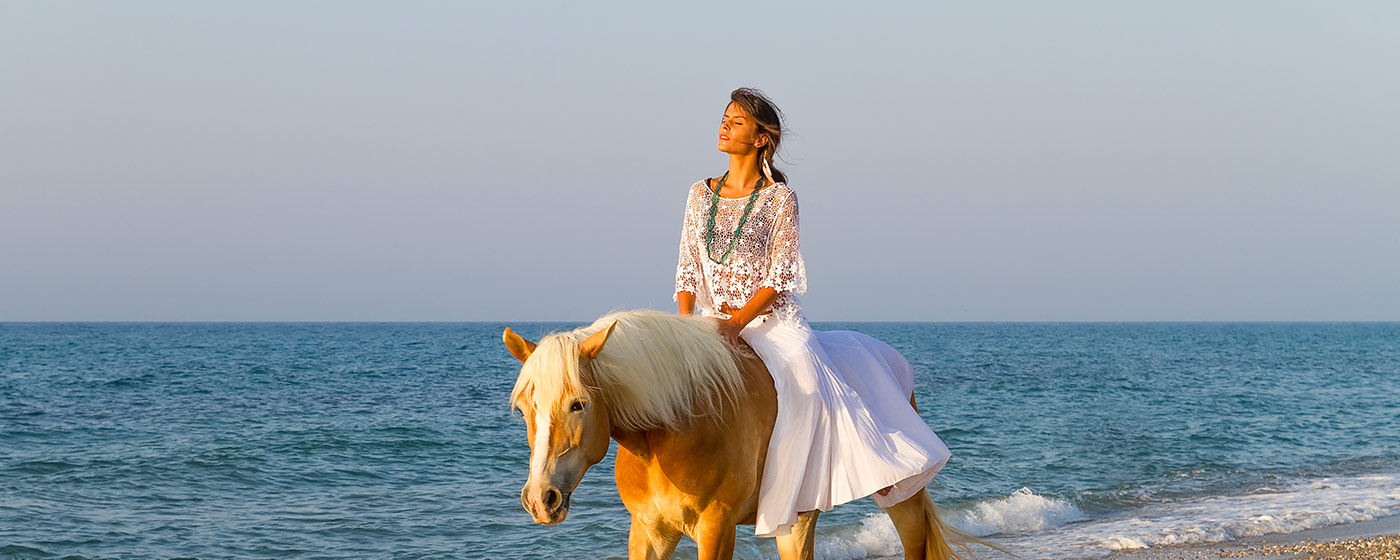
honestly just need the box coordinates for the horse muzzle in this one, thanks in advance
[522,485,572,525]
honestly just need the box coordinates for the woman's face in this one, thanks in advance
[717,102,765,155]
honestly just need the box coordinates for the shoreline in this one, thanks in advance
[1107,514,1400,560]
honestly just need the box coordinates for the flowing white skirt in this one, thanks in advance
[740,315,952,538]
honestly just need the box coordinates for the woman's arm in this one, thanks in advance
[713,287,779,345]
[757,188,806,296]
[675,185,704,313]
[720,288,777,326]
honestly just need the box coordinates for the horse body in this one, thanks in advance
[505,310,967,560]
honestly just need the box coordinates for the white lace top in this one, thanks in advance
[674,179,808,325]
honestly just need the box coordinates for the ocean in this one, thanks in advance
[2,322,1398,559]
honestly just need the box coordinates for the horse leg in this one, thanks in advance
[884,489,929,559]
[692,515,737,560]
[628,516,681,560]
[774,510,820,560]
[883,487,962,560]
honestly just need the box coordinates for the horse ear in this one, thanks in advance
[502,328,536,363]
[578,321,617,361]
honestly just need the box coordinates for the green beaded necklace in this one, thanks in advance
[705,171,766,265]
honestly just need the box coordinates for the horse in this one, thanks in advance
[504,309,976,560]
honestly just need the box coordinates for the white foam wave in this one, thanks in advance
[812,514,903,560]
[949,487,1088,536]
[1021,472,1400,559]
[1085,473,1400,552]
[802,473,1400,560]
[808,488,1085,560]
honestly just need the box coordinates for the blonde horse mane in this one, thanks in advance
[509,310,747,432]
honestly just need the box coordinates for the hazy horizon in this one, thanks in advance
[3,2,1397,322]
[4,320,1400,325]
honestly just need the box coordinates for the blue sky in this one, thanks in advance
[2,2,1396,321]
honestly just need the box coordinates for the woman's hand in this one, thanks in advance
[712,317,744,347]
[677,291,696,316]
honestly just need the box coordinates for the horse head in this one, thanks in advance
[503,322,616,525]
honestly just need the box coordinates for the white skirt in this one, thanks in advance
[740,315,952,538]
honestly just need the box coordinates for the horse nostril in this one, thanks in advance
[544,488,561,510]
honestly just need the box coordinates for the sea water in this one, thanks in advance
[2,322,1398,559]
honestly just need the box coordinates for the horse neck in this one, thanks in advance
[609,420,698,460]
[606,356,774,524]
[610,424,651,456]
[608,352,774,466]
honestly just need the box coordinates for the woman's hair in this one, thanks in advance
[729,87,788,184]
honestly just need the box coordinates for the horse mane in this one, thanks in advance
[510,310,747,432]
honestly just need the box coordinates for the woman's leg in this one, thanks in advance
[740,317,827,538]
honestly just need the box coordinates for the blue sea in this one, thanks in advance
[2,322,1398,559]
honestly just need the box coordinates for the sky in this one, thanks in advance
[2,2,1397,322]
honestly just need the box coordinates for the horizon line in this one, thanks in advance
[3,319,1398,324]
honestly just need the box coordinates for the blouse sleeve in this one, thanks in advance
[759,188,807,294]
[674,184,704,300]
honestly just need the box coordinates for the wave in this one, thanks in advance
[813,515,903,560]
[948,487,1088,536]
[807,488,1087,560]
[806,473,1400,560]
[1082,473,1400,553]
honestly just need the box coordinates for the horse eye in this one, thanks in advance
[569,400,586,413]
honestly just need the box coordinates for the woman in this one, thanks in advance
[675,88,954,538]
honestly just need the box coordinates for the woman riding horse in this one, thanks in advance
[504,88,976,559]
[676,87,954,539]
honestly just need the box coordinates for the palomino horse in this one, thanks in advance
[504,310,974,560]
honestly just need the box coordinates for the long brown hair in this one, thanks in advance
[729,87,788,184]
